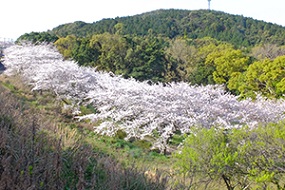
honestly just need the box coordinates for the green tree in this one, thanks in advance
[188,61,215,85]
[186,37,222,85]
[206,48,250,85]
[165,38,197,81]
[16,32,58,44]
[236,123,285,189]
[175,123,285,189]
[263,55,285,96]
[125,36,169,82]
[174,128,241,190]
[71,37,99,66]
[89,33,128,74]
[243,55,285,98]
[243,59,271,97]
[227,72,247,96]
[114,23,124,35]
[54,35,77,59]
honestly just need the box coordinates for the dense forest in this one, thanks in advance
[16,9,285,99]
[48,9,285,46]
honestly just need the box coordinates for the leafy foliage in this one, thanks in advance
[230,55,285,98]
[52,33,285,98]
[175,122,285,189]
[51,9,285,47]
[54,33,173,82]
[16,31,58,44]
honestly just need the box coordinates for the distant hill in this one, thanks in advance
[15,9,285,94]
[50,9,285,47]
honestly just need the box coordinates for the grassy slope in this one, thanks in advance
[3,74,279,189]
[0,75,171,189]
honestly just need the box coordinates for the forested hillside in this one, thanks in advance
[17,9,285,47]
[50,9,285,46]
[16,9,285,98]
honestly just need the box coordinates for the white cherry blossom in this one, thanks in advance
[3,43,285,151]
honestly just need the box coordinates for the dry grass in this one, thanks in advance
[0,80,169,190]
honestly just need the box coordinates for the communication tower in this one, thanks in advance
[208,0,211,10]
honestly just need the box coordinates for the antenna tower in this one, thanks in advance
[208,0,211,10]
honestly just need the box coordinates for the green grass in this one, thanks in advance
[79,103,98,115]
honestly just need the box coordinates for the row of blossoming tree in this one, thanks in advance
[3,43,285,153]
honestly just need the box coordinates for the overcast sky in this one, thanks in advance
[1,0,284,40]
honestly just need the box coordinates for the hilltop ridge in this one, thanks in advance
[48,9,285,46]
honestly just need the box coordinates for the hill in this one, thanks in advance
[50,9,285,47]
[16,9,285,97]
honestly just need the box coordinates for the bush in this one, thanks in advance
[174,123,285,189]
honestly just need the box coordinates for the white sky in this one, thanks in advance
[1,0,284,40]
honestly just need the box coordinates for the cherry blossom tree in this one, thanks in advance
[3,43,285,152]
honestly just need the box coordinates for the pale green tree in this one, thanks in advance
[208,49,249,84]
[243,55,285,97]
[89,33,128,74]
[174,128,241,190]
[54,35,77,59]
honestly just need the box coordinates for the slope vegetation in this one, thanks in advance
[16,9,285,95]
[50,9,285,46]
